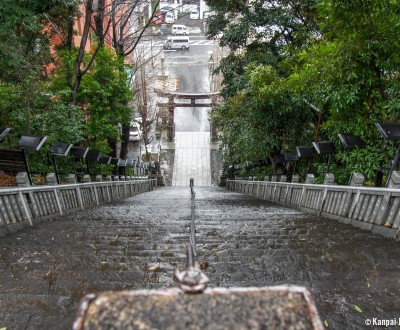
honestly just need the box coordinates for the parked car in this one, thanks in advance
[190,10,199,19]
[163,36,190,50]
[203,11,216,20]
[165,11,174,23]
[160,6,173,14]
[152,11,164,24]
[129,122,142,142]
[171,24,189,35]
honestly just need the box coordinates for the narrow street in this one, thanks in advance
[126,29,217,184]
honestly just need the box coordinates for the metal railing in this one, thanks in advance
[226,180,400,239]
[0,179,157,237]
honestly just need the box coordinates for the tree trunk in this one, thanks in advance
[94,0,105,45]
[69,0,93,114]
[66,5,74,49]
[120,123,130,159]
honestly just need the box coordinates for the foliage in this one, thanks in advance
[0,3,133,177]
[78,46,132,154]
[290,0,400,181]
[0,0,47,82]
[211,63,315,164]
[209,0,400,185]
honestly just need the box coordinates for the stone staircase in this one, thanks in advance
[1,186,400,329]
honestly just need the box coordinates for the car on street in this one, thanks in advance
[190,10,199,19]
[129,121,142,142]
[163,36,190,50]
[165,12,174,23]
[203,11,216,20]
[152,11,164,24]
[171,24,189,35]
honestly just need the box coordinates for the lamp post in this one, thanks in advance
[284,151,300,181]
[18,135,48,185]
[86,151,101,176]
[312,141,335,173]
[338,133,365,151]
[376,122,400,187]
[50,142,73,184]
[338,133,366,186]
[98,155,111,177]
[296,146,314,175]
[70,146,89,181]
[0,127,11,142]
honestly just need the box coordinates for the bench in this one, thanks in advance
[0,149,27,175]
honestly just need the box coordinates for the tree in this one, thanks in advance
[207,0,319,97]
[0,0,77,134]
[78,46,132,155]
[289,0,400,183]
[208,0,320,170]
[211,63,315,164]
[109,0,162,159]
[209,0,400,184]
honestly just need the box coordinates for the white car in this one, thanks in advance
[203,11,216,20]
[190,10,199,19]
[163,36,190,50]
[171,24,189,35]
[165,12,174,23]
[129,122,142,142]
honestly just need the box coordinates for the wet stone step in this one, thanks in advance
[1,186,400,330]
[1,313,74,330]
[0,279,50,296]
[0,293,73,315]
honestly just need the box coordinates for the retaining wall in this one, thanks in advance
[226,180,400,239]
[0,179,156,237]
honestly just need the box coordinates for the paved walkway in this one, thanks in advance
[1,186,400,329]
[172,132,212,186]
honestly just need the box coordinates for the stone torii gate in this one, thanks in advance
[155,90,221,142]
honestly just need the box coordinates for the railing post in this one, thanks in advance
[76,186,84,210]
[18,191,32,226]
[93,184,99,206]
[53,188,63,215]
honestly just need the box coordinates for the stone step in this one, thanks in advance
[1,186,400,330]
[0,313,74,330]
[0,293,72,315]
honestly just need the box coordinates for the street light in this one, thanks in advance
[50,142,73,184]
[312,141,335,173]
[70,146,89,159]
[284,151,300,178]
[0,127,11,142]
[18,135,48,185]
[125,158,135,177]
[99,155,111,165]
[337,134,366,186]
[70,146,89,180]
[296,146,314,175]
[273,153,286,175]
[98,155,111,177]
[376,122,400,187]
[245,161,253,175]
[119,159,127,178]
[19,135,47,151]
[86,150,100,176]
[338,133,365,151]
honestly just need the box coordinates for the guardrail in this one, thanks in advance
[0,179,157,237]
[226,180,400,239]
